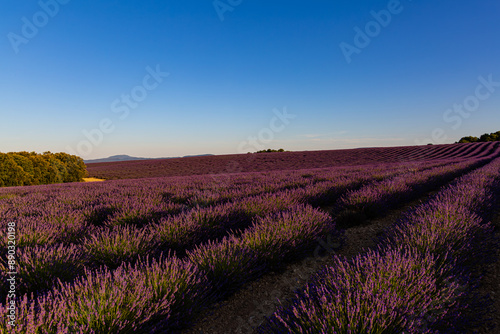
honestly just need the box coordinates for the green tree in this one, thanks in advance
[9,153,35,185]
[0,151,87,187]
[492,131,500,141]
[256,148,287,153]
[479,133,493,142]
[458,136,479,143]
[45,153,68,184]
[30,154,52,184]
[0,153,29,187]
[54,152,87,182]
[457,131,500,143]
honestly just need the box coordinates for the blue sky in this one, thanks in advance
[1,0,499,159]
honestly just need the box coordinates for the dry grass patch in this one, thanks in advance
[83,178,106,182]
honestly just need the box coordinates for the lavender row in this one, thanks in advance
[0,173,369,299]
[0,158,487,301]
[1,158,493,331]
[0,159,452,229]
[0,161,451,299]
[0,161,436,255]
[0,205,335,333]
[335,158,489,226]
[86,142,500,180]
[0,160,453,252]
[0,158,496,332]
[0,159,492,326]
[258,157,500,333]
[0,189,312,302]
[0,192,299,300]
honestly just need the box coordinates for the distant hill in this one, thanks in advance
[84,155,154,163]
[84,154,213,164]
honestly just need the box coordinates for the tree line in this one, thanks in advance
[457,131,500,144]
[0,151,87,187]
[256,148,287,153]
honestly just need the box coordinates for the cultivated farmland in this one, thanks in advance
[1,142,500,333]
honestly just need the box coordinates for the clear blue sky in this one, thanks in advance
[1,0,499,159]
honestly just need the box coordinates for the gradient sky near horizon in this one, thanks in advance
[1,0,499,159]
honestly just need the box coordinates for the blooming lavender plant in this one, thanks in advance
[240,205,335,267]
[0,254,212,334]
[0,243,86,300]
[336,159,487,227]
[259,245,462,334]
[83,224,158,269]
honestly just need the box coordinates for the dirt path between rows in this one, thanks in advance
[183,195,435,334]
[477,203,500,334]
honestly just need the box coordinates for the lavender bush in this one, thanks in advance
[0,243,86,300]
[83,225,158,269]
[259,246,462,334]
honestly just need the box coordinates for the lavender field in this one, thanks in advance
[1,142,500,333]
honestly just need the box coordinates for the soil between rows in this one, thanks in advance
[476,203,500,334]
